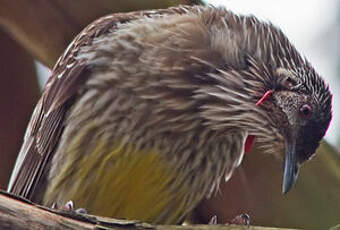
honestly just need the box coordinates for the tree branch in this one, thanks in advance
[0,191,296,230]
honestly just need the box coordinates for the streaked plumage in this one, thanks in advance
[8,5,331,224]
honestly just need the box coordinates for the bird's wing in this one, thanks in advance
[7,6,192,200]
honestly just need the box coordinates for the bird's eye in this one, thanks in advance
[283,76,296,88]
[299,104,312,118]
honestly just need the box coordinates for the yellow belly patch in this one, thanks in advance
[44,138,190,224]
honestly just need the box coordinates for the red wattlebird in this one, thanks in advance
[8,5,332,224]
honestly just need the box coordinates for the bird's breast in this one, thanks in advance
[44,137,203,224]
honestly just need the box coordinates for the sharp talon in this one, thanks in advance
[241,213,250,225]
[51,200,87,214]
[51,202,59,209]
[64,200,74,211]
[76,208,87,214]
[208,215,217,225]
[230,213,251,226]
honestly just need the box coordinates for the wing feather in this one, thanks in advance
[7,5,192,200]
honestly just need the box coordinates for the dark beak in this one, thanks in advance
[282,134,300,194]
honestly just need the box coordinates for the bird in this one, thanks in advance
[7,5,332,225]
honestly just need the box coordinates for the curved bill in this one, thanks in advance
[282,136,300,194]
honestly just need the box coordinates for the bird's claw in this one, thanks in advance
[230,213,250,226]
[64,200,74,211]
[51,200,87,214]
[208,215,218,225]
[208,213,250,226]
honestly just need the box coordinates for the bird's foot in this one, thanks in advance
[208,215,218,224]
[208,213,250,226]
[51,200,87,214]
[230,213,250,225]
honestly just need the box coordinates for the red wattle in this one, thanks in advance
[255,90,273,106]
[244,135,255,154]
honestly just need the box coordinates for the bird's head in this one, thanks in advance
[256,66,332,193]
[197,59,332,194]
[196,9,332,194]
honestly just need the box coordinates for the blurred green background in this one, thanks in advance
[0,1,339,229]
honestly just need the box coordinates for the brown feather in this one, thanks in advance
[7,5,331,222]
[7,4,196,200]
